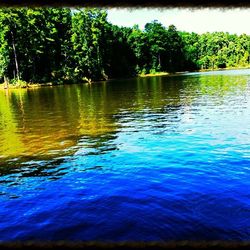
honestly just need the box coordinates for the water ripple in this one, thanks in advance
[1,70,250,241]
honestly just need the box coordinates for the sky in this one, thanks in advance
[107,8,250,35]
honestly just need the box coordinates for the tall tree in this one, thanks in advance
[144,20,168,72]
[71,8,109,82]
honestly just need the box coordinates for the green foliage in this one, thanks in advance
[140,68,147,75]
[149,68,156,74]
[11,79,28,87]
[0,8,249,85]
[0,7,73,83]
[71,8,109,81]
[186,32,250,70]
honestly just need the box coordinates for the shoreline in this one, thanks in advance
[1,66,250,90]
[196,65,250,73]
[0,82,54,90]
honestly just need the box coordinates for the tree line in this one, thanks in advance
[0,7,249,85]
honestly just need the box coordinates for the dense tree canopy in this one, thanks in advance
[0,7,249,85]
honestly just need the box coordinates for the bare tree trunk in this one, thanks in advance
[4,76,9,89]
[158,54,161,69]
[10,30,20,81]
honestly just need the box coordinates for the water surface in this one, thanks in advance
[1,69,250,241]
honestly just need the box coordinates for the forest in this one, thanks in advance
[0,7,249,85]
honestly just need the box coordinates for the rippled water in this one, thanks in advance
[1,69,250,241]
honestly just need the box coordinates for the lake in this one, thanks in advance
[0,69,250,241]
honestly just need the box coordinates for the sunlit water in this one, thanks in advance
[0,69,250,241]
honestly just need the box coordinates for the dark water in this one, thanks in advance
[1,69,250,241]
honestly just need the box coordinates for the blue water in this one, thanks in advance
[1,69,250,241]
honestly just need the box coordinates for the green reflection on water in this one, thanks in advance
[0,72,249,160]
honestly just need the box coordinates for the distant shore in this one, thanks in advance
[1,66,250,90]
[197,65,250,73]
